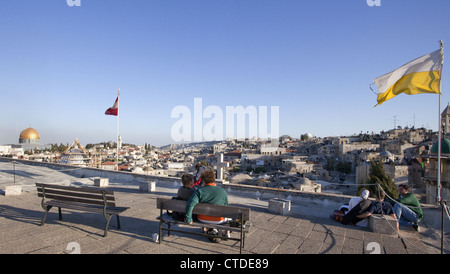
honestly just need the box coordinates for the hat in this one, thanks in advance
[360,189,370,200]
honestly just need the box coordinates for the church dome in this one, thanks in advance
[379,150,392,157]
[19,128,40,140]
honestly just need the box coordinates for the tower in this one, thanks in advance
[441,103,450,136]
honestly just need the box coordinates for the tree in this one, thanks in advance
[336,161,352,174]
[51,143,68,153]
[361,160,398,199]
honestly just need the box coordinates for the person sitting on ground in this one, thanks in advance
[185,169,230,239]
[340,188,372,226]
[356,191,399,230]
[177,173,195,201]
[393,184,423,231]
[348,188,370,211]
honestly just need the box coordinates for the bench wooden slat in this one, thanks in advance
[195,204,249,220]
[36,183,114,195]
[45,200,128,215]
[156,198,186,212]
[38,193,116,207]
[156,198,250,220]
[37,188,116,202]
[165,218,250,233]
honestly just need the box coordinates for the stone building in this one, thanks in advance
[442,104,450,136]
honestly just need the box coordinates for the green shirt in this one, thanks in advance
[185,184,228,223]
[396,193,423,221]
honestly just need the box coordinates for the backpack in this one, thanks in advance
[330,210,345,222]
[169,211,186,221]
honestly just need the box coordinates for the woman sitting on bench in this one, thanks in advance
[185,169,231,239]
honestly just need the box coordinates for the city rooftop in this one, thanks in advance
[0,159,448,260]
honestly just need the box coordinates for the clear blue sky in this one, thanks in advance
[1,0,449,147]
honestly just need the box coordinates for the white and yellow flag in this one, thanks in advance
[374,45,443,107]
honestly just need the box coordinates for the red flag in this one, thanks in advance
[105,96,118,116]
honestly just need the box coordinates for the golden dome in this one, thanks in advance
[19,128,40,140]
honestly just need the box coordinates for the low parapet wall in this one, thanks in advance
[1,157,447,232]
[0,157,352,205]
[0,157,176,185]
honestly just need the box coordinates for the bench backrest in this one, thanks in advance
[156,198,250,221]
[36,183,116,207]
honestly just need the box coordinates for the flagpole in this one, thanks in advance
[438,40,445,254]
[116,88,120,171]
[438,40,444,204]
[438,92,442,199]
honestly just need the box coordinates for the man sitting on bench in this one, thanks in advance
[185,169,231,239]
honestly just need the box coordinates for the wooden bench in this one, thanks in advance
[156,198,251,254]
[36,183,129,237]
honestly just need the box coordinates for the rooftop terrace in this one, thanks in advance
[0,159,448,258]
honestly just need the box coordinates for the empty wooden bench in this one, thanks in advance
[156,198,251,254]
[36,183,129,237]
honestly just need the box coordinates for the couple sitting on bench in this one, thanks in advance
[173,169,231,239]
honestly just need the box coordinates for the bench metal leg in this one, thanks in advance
[104,214,113,237]
[159,208,163,244]
[116,215,121,230]
[40,205,52,226]
[239,232,243,254]
[58,207,62,220]
[239,214,244,254]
